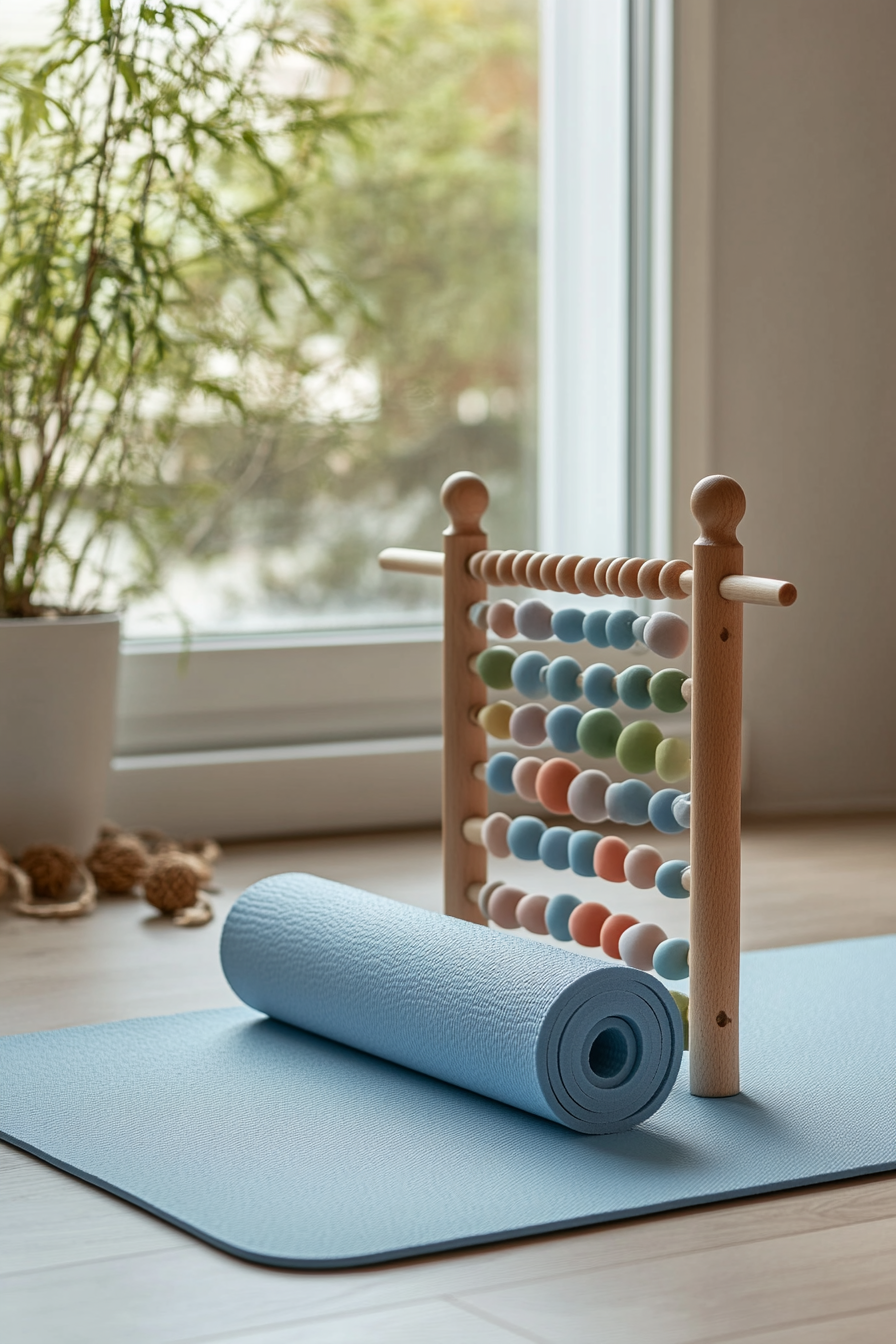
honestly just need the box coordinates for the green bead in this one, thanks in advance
[656,736,691,783]
[649,667,688,714]
[576,708,623,758]
[476,645,517,690]
[615,720,663,774]
[670,990,689,1050]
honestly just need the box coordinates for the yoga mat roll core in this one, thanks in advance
[220,876,683,1134]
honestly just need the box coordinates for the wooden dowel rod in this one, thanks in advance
[688,475,745,1098]
[678,569,797,606]
[462,816,486,846]
[377,547,444,577]
[441,474,490,923]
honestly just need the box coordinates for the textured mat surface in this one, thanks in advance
[1,931,894,1267]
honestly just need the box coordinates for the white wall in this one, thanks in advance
[673,0,896,813]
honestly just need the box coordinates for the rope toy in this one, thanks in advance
[11,844,97,919]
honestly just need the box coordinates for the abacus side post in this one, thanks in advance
[688,475,745,1098]
[441,473,490,923]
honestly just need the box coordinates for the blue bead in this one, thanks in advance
[507,815,546,861]
[632,615,650,643]
[545,655,582,702]
[468,601,490,630]
[653,937,690,980]
[656,860,690,899]
[605,608,639,650]
[605,779,653,826]
[615,664,653,710]
[485,751,518,795]
[648,788,685,834]
[538,826,573,870]
[568,830,600,877]
[511,650,549,699]
[551,607,585,643]
[545,893,581,942]
[581,663,619,708]
[671,794,691,828]
[583,609,611,648]
[545,704,583,753]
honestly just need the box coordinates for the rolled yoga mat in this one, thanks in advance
[220,875,683,1135]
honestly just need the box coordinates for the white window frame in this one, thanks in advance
[108,0,674,838]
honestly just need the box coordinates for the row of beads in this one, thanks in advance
[484,753,691,830]
[470,600,689,659]
[479,814,691,898]
[467,550,692,603]
[477,648,690,715]
[478,881,691,981]
[477,703,691,782]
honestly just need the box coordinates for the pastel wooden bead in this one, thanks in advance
[511,650,549,699]
[545,893,581,942]
[567,769,611,823]
[658,559,691,601]
[568,829,600,877]
[623,844,663,889]
[488,884,526,930]
[643,611,689,658]
[495,551,520,586]
[671,793,691,828]
[509,702,547,747]
[507,815,546,861]
[655,736,691,783]
[582,609,611,647]
[485,751,518,795]
[535,757,580,814]
[476,645,517,690]
[599,911,638,959]
[619,556,647,598]
[515,598,554,641]
[619,921,667,971]
[516,893,550,935]
[647,788,685,834]
[581,663,618,708]
[593,835,629,882]
[556,555,584,594]
[605,608,639,650]
[538,826,573,871]
[477,879,504,920]
[670,989,689,1048]
[615,664,653,710]
[648,667,688,714]
[481,812,512,858]
[615,720,663,774]
[632,615,650,643]
[552,607,586,643]
[653,937,690,980]
[487,599,518,639]
[605,779,652,826]
[524,552,550,589]
[656,859,690,900]
[545,655,583,702]
[539,554,565,592]
[567,901,611,946]
[468,601,490,629]
[479,701,514,740]
[576,708,623,758]
[545,705,583,753]
[574,557,603,597]
[511,756,543,802]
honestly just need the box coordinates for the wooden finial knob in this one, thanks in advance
[441,472,489,535]
[690,475,746,545]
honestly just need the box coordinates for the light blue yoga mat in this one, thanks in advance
[0,876,894,1268]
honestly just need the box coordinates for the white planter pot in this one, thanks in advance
[0,613,120,855]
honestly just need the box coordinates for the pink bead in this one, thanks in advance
[487,599,518,639]
[643,611,690,659]
[511,756,543,803]
[516,893,550,935]
[488,884,526,930]
[481,812,511,858]
[509,703,548,747]
[567,769,611,823]
[618,922,667,971]
[623,844,664,889]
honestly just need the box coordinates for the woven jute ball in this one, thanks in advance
[144,853,202,914]
[18,844,79,900]
[87,835,149,894]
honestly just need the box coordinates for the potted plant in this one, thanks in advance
[0,1,354,850]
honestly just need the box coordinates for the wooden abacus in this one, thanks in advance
[379,471,796,1099]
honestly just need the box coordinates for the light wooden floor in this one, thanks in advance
[1,815,894,1344]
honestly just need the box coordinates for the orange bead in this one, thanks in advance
[600,912,638,960]
[593,835,629,882]
[534,757,580,815]
[567,902,612,947]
